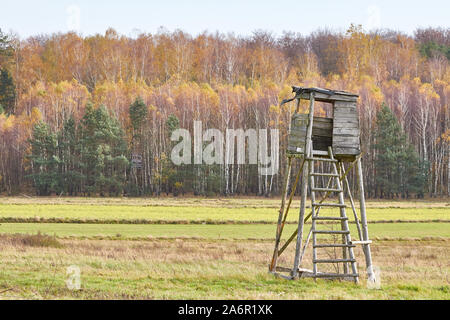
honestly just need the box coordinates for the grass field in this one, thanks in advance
[0,196,448,300]
[0,237,448,299]
[0,201,449,223]
[1,222,449,240]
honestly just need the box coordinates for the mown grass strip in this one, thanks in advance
[1,222,449,240]
[0,217,448,225]
[0,204,449,222]
[1,197,448,209]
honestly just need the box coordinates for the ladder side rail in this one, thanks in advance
[292,92,315,278]
[309,145,318,278]
[337,161,349,274]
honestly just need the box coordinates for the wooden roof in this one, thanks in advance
[292,86,359,103]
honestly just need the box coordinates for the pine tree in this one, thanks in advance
[28,121,59,196]
[374,104,426,198]
[0,68,15,114]
[58,116,83,195]
[79,103,129,196]
[129,97,148,139]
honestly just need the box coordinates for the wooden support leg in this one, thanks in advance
[341,162,363,241]
[356,158,375,282]
[270,157,292,272]
[292,92,315,278]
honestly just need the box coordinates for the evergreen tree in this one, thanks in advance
[0,68,15,114]
[0,28,14,65]
[166,114,180,134]
[58,116,83,195]
[28,121,59,196]
[374,104,426,198]
[79,103,129,196]
[129,97,148,138]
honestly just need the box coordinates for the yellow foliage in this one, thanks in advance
[2,115,15,131]
[419,83,440,100]
[174,182,183,189]
[278,85,293,103]
[269,104,280,115]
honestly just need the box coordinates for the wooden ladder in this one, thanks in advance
[307,146,359,282]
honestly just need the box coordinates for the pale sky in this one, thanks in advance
[1,0,449,39]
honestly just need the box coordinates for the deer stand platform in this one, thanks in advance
[269,87,376,283]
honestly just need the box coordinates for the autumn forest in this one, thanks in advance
[0,25,448,198]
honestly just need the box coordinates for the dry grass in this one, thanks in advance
[4,232,64,249]
[0,235,448,299]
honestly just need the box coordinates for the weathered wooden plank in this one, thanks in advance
[334,101,357,108]
[334,110,358,117]
[334,135,360,141]
[299,92,358,103]
[292,125,333,134]
[333,115,359,126]
[334,101,357,111]
[289,128,306,135]
[314,129,333,137]
[333,135,360,141]
[333,128,360,135]
[334,117,359,123]
[334,146,360,152]
[334,147,360,155]
[334,124,359,130]
[334,135,360,140]
[312,122,333,130]
[335,127,359,133]
[292,115,332,128]
[333,141,360,148]
[334,102,357,109]
[334,143,360,150]
[333,139,360,147]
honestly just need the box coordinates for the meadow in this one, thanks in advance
[0,197,448,300]
[0,198,448,223]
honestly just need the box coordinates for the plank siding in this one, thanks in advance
[288,114,333,153]
[332,101,361,158]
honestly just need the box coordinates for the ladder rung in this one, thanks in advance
[314,244,356,248]
[310,173,339,177]
[312,202,347,207]
[314,259,356,264]
[306,157,338,163]
[311,187,342,192]
[313,230,350,234]
[314,273,359,278]
[350,240,373,245]
[312,216,348,221]
[312,150,329,156]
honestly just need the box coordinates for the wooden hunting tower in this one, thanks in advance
[286,87,361,161]
[270,87,376,284]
